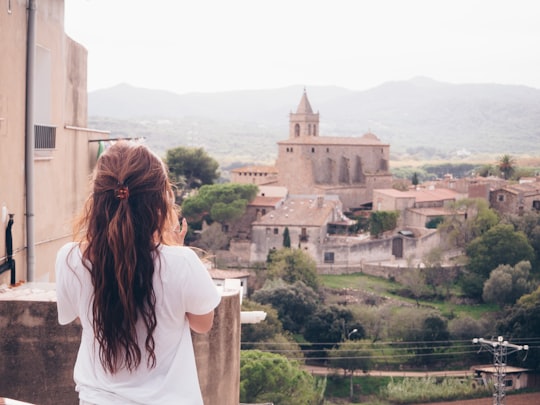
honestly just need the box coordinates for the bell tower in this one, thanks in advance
[289,89,319,139]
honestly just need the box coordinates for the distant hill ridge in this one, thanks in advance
[88,78,540,164]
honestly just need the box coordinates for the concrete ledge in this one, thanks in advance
[1,283,241,405]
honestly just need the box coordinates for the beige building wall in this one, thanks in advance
[0,0,106,285]
[0,0,28,285]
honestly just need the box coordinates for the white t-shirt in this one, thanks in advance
[55,242,221,405]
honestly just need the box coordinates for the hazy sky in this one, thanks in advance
[64,0,540,94]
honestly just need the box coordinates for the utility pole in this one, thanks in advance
[472,336,528,405]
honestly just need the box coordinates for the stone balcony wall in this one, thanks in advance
[0,283,240,405]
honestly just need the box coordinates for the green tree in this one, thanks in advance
[241,300,284,346]
[267,248,320,291]
[403,315,450,366]
[422,248,459,298]
[240,300,304,359]
[282,227,291,248]
[369,210,399,238]
[252,280,320,334]
[466,224,535,281]
[165,146,219,189]
[505,211,540,266]
[181,183,258,223]
[448,316,492,340]
[400,267,427,306]
[497,154,516,180]
[497,289,540,370]
[411,172,419,186]
[240,350,325,405]
[303,305,362,346]
[194,222,229,253]
[482,261,535,307]
[438,198,499,249]
[476,163,495,177]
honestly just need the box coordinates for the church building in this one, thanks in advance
[274,90,392,210]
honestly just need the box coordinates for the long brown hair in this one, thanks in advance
[76,141,178,373]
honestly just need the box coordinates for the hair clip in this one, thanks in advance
[115,183,130,200]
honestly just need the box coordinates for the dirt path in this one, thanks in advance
[305,366,540,404]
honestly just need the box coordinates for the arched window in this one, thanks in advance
[308,124,312,135]
[295,123,300,137]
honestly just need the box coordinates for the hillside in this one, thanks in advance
[88,78,540,166]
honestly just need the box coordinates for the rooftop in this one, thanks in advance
[278,132,388,146]
[253,197,339,227]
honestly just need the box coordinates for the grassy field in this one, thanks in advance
[319,272,498,320]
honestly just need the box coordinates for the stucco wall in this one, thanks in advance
[0,0,104,285]
[316,230,441,273]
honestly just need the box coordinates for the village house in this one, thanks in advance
[473,365,532,391]
[489,182,540,216]
[372,187,461,229]
[249,195,345,263]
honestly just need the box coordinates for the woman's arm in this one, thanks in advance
[187,310,215,334]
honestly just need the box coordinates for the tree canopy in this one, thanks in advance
[369,211,399,237]
[282,227,291,248]
[252,280,320,334]
[482,261,535,307]
[303,305,361,346]
[267,248,320,291]
[240,350,325,405]
[505,211,540,265]
[497,154,516,180]
[466,224,535,280]
[438,198,499,249]
[165,146,219,189]
[497,289,540,370]
[328,341,373,375]
[181,183,258,223]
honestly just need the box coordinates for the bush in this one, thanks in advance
[381,376,492,404]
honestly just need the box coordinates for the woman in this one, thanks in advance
[56,141,221,404]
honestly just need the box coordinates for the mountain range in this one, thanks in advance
[88,77,540,167]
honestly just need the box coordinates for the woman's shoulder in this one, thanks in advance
[56,242,81,262]
[159,244,200,260]
[157,245,209,276]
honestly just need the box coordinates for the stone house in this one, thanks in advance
[0,0,106,284]
[489,182,540,216]
[249,195,344,263]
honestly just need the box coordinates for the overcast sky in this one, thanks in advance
[64,0,540,94]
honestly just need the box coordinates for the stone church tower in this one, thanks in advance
[275,90,392,210]
[289,89,319,138]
